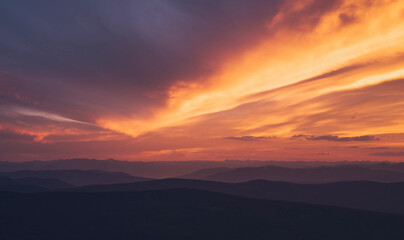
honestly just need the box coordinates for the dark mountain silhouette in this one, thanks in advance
[72,178,404,215]
[0,176,72,192]
[0,170,150,186]
[364,162,404,173]
[1,158,396,178]
[1,189,403,240]
[0,183,47,193]
[180,167,232,179]
[182,165,404,183]
[0,159,271,178]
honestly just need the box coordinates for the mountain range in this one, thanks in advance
[70,178,404,215]
[180,165,404,183]
[1,159,404,239]
[2,158,402,179]
[0,169,149,186]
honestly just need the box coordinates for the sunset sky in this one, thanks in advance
[1,0,404,161]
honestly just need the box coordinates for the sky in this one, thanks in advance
[1,0,404,162]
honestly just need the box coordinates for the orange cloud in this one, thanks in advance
[2,0,404,161]
[97,0,404,144]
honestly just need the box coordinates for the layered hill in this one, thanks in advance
[0,169,150,186]
[1,189,403,240]
[181,165,404,183]
[72,178,404,215]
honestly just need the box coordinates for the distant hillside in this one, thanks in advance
[0,176,72,192]
[73,178,404,215]
[0,159,267,178]
[1,158,396,178]
[0,170,150,186]
[182,165,404,183]
[364,162,404,173]
[1,190,403,240]
[180,167,232,179]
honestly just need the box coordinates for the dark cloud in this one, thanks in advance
[225,136,274,141]
[291,134,379,142]
[366,146,404,150]
[317,152,331,156]
[344,146,404,150]
[270,0,341,31]
[298,64,365,85]
[371,152,404,157]
[338,13,357,26]
[0,129,35,142]
[0,0,283,121]
[0,107,122,144]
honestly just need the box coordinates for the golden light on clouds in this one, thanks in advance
[98,0,404,144]
[2,0,404,161]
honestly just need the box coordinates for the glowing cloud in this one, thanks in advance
[1,0,404,161]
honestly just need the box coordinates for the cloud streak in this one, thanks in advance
[225,136,275,141]
[371,152,404,157]
[292,135,379,142]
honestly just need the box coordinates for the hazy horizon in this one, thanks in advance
[2,158,404,163]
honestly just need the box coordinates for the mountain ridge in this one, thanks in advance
[67,178,404,215]
[0,169,150,186]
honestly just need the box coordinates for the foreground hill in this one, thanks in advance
[0,176,72,189]
[0,176,73,193]
[182,165,404,183]
[0,170,150,186]
[0,189,403,240]
[73,178,404,215]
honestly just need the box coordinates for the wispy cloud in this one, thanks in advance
[225,136,275,141]
[9,106,92,125]
[291,134,379,142]
[371,152,404,157]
